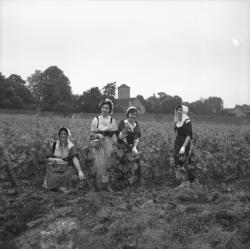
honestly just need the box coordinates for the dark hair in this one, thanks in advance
[58,127,69,137]
[100,101,112,114]
[127,108,137,118]
[175,105,183,111]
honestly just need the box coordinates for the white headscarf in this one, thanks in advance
[55,127,74,150]
[174,105,190,127]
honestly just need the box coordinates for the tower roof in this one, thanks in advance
[118,84,130,89]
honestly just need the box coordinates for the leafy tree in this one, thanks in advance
[72,94,81,113]
[189,100,207,114]
[144,93,182,113]
[136,94,147,110]
[0,73,34,109]
[30,66,73,112]
[102,82,116,102]
[27,70,43,107]
[205,97,223,114]
[145,94,160,113]
[0,72,5,81]
[79,87,102,113]
[189,96,223,114]
[0,73,10,108]
[157,92,168,98]
[136,95,146,104]
[171,95,183,112]
[157,93,171,113]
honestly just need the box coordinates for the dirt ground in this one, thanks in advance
[1,171,250,249]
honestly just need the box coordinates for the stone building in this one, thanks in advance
[118,84,130,99]
[231,105,250,117]
[116,84,146,113]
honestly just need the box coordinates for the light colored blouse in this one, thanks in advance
[91,115,117,132]
[54,145,69,159]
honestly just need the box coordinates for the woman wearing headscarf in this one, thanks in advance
[174,105,193,188]
[44,127,85,193]
[90,98,118,190]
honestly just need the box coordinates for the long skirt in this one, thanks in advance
[92,136,114,183]
[174,136,194,182]
[44,163,78,190]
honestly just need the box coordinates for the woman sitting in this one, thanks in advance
[43,127,85,193]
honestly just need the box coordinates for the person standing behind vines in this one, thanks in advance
[89,98,118,191]
[118,106,141,153]
[174,105,193,188]
[115,106,141,187]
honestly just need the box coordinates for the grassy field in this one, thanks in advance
[0,113,250,249]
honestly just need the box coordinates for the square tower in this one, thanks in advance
[118,84,130,99]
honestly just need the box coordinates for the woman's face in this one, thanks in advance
[59,130,68,143]
[128,111,137,121]
[176,107,183,120]
[101,104,110,116]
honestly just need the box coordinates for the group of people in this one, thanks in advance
[43,99,193,193]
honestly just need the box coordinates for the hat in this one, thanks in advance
[99,98,113,114]
[126,106,137,114]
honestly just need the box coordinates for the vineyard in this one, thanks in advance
[1,113,250,249]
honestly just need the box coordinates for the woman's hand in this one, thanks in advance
[132,146,139,154]
[47,157,55,162]
[119,130,127,140]
[179,146,185,154]
[133,139,139,153]
[91,134,104,139]
[72,157,85,180]
[124,122,130,129]
[96,134,104,139]
[47,157,65,163]
[78,170,85,181]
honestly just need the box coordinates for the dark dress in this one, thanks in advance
[174,119,194,181]
[45,142,79,190]
[117,120,141,150]
[110,120,141,189]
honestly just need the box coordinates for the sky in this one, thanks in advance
[0,0,249,108]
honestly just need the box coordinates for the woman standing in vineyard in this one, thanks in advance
[89,98,118,191]
[174,105,193,188]
[112,106,141,188]
[44,127,85,193]
[118,106,141,153]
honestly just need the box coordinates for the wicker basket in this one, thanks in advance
[48,161,68,173]
[89,138,102,148]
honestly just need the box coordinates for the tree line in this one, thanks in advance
[0,65,224,115]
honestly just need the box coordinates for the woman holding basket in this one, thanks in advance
[110,106,141,188]
[43,127,85,193]
[89,98,118,191]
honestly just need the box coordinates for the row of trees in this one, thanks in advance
[0,66,224,115]
[0,73,34,109]
[136,94,223,115]
[0,66,117,115]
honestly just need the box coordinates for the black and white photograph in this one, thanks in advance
[0,0,250,248]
